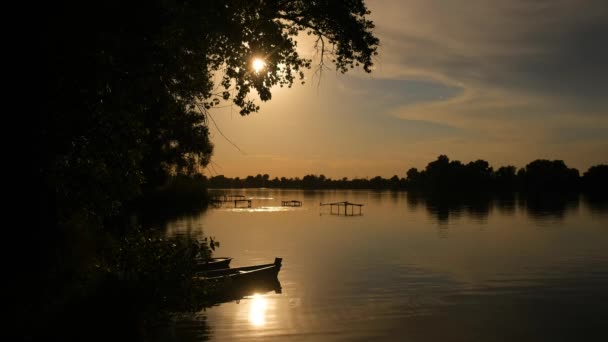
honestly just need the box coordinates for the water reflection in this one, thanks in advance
[494,193,517,215]
[143,189,608,232]
[149,278,281,341]
[407,192,495,224]
[211,277,282,307]
[248,294,268,327]
[149,313,212,342]
[583,193,608,217]
[217,206,295,213]
[406,192,584,225]
[519,192,579,221]
[160,189,608,342]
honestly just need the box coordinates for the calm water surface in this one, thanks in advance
[161,190,608,341]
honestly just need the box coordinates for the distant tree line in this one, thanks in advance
[206,173,405,190]
[206,155,607,194]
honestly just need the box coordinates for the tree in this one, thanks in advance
[495,165,517,189]
[41,0,380,230]
[389,175,400,190]
[406,168,420,181]
[582,164,608,194]
[33,3,380,338]
[520,159,580,192]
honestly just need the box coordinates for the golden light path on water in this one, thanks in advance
[164,189,608,341]
[221,206,298,213]
[248,294,268,327]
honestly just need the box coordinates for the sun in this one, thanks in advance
[252,58,266,73]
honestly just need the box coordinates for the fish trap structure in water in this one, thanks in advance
[281,200,302,207]
[210,194,252,208]
[320,201,363,216]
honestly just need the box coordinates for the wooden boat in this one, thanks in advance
[199,257,282,280]
[208,276,282,305]
[195,258,283,305]
[195,257,232,271]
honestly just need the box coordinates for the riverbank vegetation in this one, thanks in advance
[34,1,379,340]
[207,155,607,194]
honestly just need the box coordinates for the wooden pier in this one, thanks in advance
[320,201,363,216]
[210,194,251,208]
[233,199,252,208]
[281,200,302,207]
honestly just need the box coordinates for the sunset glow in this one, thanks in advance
[210,0,608,179]
[42,1,608,340]
[252,58,266,73]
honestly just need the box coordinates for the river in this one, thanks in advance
[159,189,608,341]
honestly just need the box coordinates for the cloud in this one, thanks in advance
[367,0,608,108]
[357,0,608,151]
[210,1,608,177]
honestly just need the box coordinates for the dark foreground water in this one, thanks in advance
[160,190,608,341]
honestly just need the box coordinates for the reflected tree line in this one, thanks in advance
[207,155,607,195]
[207,155,607,224]
[406,191,588,225]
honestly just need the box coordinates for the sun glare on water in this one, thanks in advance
[252,58,266,73]
[249,294,268,326]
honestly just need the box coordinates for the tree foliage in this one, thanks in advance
[582,164,608,194]
[41,0,380,228]
[207,173,406,190]
[404,155,602,194]
[33,2,381,338]
[204,157,606,193]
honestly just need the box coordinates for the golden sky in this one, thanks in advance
[206,0,608,179]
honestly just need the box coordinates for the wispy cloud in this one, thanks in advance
[368,0,608,106]
[363,0,608,158]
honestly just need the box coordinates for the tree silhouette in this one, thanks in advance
[402,155,603,195]
[582,164,608,194]
[519,159,580,192]
[41,0,380,231]
[34,2,380,339]
[205,158,605,194]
